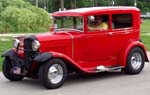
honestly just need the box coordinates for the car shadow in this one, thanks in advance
[4,71,126,90]
[64,71,125,86]
[4,78,45,90]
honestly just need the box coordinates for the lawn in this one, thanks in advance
[0,19,150,71]
[141,19,150,50]
[141,19,150,33]
[0,37,13,70]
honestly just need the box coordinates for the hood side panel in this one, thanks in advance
[35,32,73,59]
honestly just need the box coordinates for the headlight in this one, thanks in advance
[13,39,20,48]
[32,40,40,51]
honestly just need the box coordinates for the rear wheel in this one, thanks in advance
[39,59,67,89]
[2,58,24,81]
[123,47,145,74]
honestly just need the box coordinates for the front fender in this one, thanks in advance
[50,51,92,73]
[1,49,15,59]
[119,41,149,66]
[1,49,24,67]
[34,52,53,63]
[35,51,91,73]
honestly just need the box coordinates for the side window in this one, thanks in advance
[88,15,109,31]
[112,14,132,29]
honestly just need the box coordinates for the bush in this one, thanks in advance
[137,1,150,13]
[0,0,51,33]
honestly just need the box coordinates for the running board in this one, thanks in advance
[95,65,124,72]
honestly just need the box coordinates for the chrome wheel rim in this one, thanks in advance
[131,52,142,69]
[48,64,63,84]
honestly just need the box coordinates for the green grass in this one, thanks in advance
[141,19,150,34]
[141,19,150,50]
[141,35,150,51]
[0,37,13,70]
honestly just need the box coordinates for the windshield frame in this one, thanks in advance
[52,16,84,32]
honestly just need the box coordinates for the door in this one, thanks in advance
[110,13,134,65]
[85,31,111,61]
[82,14,116,67]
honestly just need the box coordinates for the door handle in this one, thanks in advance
[125,31,130,34]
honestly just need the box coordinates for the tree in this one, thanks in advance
[24,0,150,13]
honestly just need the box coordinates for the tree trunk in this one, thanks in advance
[36,0,38,7]
[60,0,64,11]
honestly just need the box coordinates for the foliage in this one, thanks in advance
[24,0,150,14]
[137,1,150,13]
[0,0,51,33]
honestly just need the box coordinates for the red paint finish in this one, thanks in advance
[23,7,150,73]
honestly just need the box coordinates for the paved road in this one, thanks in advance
[0,52,150,95]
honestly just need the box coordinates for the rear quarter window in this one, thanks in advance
[112,14,132,29]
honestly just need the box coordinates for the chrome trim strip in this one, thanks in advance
[95,66,124,72]
[65,32,74,59]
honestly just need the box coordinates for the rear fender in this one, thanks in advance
[118,41,149,67]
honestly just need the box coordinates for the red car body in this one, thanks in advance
[38,7,148,73]
[2,7,149,89]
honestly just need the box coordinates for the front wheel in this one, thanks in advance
[2,58,24,81]
[123,47,145,74]
[39,59,67,89]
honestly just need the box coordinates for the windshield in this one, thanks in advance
[53,16,84,32]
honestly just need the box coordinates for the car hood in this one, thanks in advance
[35,32,72,42]
[35,31,81,52]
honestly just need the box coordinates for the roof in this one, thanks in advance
[52,6,140,17]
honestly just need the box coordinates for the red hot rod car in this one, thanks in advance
[2,7,149,89]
